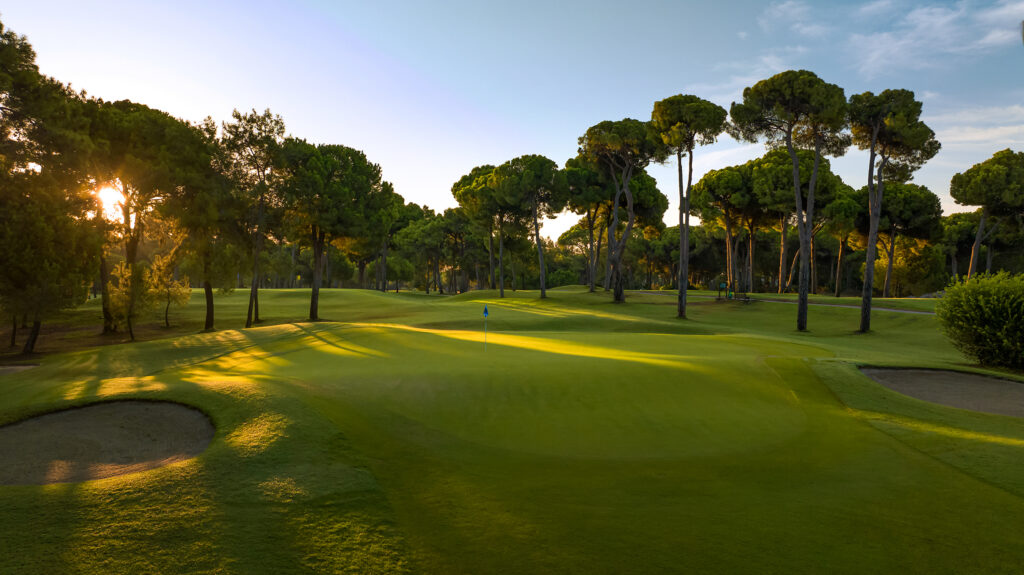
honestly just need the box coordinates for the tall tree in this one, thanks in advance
[650,94,727,317]
[578,119,662,303]
[821,184,862,297]
[491,155,567,298]
[89,100,207,340]
[564,155,611,292]
[731,70,848,331]
[282,139,383,320]
[949,149,1024,279]
[692,163,753,294]
[873,182,942,297]
[221,108,285,328]
[160,116,233,331]
[849,89,938,331]
[452,165,500,290]
[0,21,99,352]
[750,149,801,293]
[939,212,981,279]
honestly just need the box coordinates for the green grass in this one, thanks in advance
[1,286,1023,573]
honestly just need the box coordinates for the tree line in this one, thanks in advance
[2,19,1023,353]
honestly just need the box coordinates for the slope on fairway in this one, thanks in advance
[1,288,1023,573]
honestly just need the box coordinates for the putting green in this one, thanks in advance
[1,287,1023,573]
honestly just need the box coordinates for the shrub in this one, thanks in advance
[936,272,1024,369]
[546,268,580,288]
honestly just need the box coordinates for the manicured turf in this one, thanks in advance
[1,286,1023,573]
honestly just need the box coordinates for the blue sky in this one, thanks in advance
[6,0,1024,238]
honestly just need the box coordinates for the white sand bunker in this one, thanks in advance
[861,368,1024,418]
[0,400,214,485]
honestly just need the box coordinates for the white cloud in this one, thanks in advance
[926,104,1024,125]
[759,1,831,37]
[857,0,895,17]
[938,124,1024,144]
[848,0,1024,77]
[924,104,1024,146]
[737,31,749,40]
[686,51,801,104]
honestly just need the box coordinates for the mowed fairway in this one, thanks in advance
[2,288,1024,573]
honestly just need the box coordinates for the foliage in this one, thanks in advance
[107,261,152,331]
[950,149,1024,216]
[147,252,191,327]
[849,89,940,181]
[937,272,1024,369]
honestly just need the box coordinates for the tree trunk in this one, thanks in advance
[202,279,214,331]
[435,256,443,294]
[488,229,496,289]
[324,243,331,288]
[785,246,800,292]
[724,216,735,294]
[532,201,547,298]
[587,208,596,293]
[787,130,814,332]
[460,240,468,293]
[810,232,817,295]
[678,150,693,318]
[21,319,41,355]
[603,218,613,291]
[290,244,297,288]
[246,247,259,328]
[834,239,845,298]
[310,228,324,321]
[860,146,886,332]
[951,251,958,279]
[100,255,115,333]
[777,215,788,294]
[498,223,505,298]
[967,207,987,279]
[380,239,387,290]
[9,315,15,347]
[986,243,994,273]
[883,228,897,298]
[748,221,756,293]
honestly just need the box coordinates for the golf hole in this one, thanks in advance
[0,400,214,485]
[861,368,1024,418]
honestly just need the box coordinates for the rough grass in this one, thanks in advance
[0,286,1022,573]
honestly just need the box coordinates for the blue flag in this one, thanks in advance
[483,305,489,318]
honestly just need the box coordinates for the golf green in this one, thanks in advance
[1,287,1022,573]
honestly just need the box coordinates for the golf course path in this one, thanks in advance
[0,400,214,485]
[862,368,1024,417]
[750,298,934,315]
[0,365,38,375]
[641,292,934,314]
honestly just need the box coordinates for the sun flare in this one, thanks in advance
[95,185,125,222]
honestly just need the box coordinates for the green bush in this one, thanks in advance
[546,268,580,288]
[936,272,1024,369]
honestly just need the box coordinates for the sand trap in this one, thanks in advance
[0,400,214,485]
[861,368,1024,418]
[0,365,37,375]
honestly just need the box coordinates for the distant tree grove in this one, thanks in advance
[2,19,1023,352]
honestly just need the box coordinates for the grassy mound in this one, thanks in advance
[1,288,1022,573]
